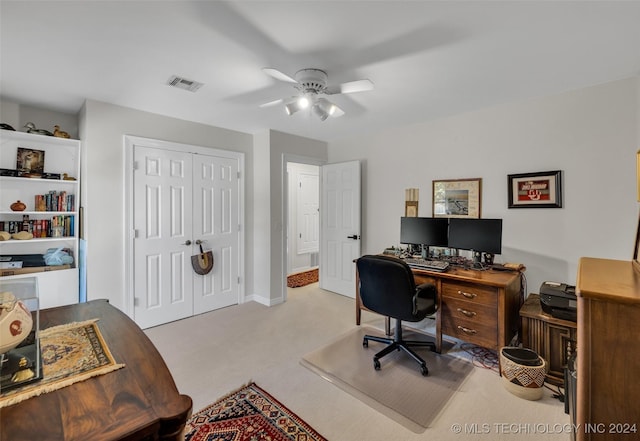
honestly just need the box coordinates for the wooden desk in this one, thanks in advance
[1,299,193,441]
[355,261,523,352]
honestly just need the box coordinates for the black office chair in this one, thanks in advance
[357,254,437,376]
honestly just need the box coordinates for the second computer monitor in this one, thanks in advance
[447,218,503,255]
[400,217,449,247]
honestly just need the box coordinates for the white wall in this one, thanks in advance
[251,131,271,303]
[79,100,253,310]
[0,100,21,129]
[328,77,640,295]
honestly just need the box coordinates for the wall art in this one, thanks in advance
[432,178,481,218]
[508,170,562,208]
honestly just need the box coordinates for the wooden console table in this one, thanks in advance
[1,299,193,441]
[355,260,523,352]
[520,293,577,387]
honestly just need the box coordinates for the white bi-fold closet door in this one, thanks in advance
[126,136,243,329]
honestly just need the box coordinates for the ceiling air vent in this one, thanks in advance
[166,75,204,92]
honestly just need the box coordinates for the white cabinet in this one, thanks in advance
[0,129,80,308]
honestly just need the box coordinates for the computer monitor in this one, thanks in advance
[400,217,449,248]
[448,218,503,257]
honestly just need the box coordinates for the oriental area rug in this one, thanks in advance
[301,326,474,433]
[286,268,319,288]
[0,319,125,408]
[184,382,327,441]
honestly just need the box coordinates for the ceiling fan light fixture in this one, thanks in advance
[262,67,364,120]
[284,95,312,116]
[284,99,303,115]
[313,98,343,121]
[312,103,329,121]
[298,95,310,109]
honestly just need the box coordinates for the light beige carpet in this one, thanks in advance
[301,326,474,434]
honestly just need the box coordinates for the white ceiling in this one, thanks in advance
[2,1,640,142]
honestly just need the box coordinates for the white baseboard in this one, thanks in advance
[244,292,284,307]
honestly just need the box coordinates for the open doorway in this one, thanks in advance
[286,162,320,289]
[281,157,361,302]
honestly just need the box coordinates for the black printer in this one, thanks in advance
[539,281,577,322]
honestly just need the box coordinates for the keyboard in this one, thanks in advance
[405,258,450,272]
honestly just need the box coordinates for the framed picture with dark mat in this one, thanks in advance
[16,147,45,176]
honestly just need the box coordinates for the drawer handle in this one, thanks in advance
[458,290,477,299]
[457,308,477,318]
[457,325,477,335]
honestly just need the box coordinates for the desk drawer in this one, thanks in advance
[441,312,498,349]
[441,281,497,307]
[442,297,497,324]
[441,294,498,349]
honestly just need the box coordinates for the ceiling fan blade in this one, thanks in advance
[325,79,374,95]
[262,67,298,84]
[259,98,284,108]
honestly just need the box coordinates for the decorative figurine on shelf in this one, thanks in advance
[62,173,77,181]
[11,231,33,240]
[22,122,53,136]
[10,200,26,211]
[53,125,70,138]
[0,292,33,354]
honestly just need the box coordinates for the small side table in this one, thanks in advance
[519,293,577,387]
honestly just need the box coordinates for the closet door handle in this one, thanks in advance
[183,240,192,246]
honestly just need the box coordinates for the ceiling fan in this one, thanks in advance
[260,67,374,121]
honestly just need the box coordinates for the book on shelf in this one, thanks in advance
[34,191,75,212]
[0,215,74,238]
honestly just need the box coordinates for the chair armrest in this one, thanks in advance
[415,283,436,300]
[413,283,437,314]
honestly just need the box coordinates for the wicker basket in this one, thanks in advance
[500,347,547,401]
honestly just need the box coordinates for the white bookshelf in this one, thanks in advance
[0,129,81,308]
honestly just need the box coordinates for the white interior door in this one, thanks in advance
[129,137,243,329]
[297,171,319,255]
[320,160,361,297]
[192,153,239,314]
[133,146,193,328]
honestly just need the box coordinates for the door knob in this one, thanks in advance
[183,240,192,246]
[347,235,360,240]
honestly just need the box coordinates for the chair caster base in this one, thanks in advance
[363,334,433,376]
